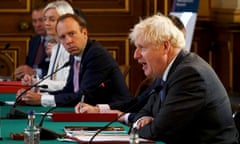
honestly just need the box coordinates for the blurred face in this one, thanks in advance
[32,9,46,35]
[57,17,88,56]
[43,8,59,35]
[133,35,168,78]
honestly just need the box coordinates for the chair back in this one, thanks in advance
[119,65,130,79]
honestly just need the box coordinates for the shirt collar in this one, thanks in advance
[162,55,177,82]
[74,55,82,62]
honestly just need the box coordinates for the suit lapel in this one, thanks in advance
[167,50,189,80]
[159,50,189,107]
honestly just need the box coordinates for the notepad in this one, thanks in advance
[64,134,155,144]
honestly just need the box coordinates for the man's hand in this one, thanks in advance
[16,88,27,99]
[106,110,125,122]
[14,65,34,80]
[75,102,99,113]
[21,74,36,86]
[135,116,154,129]
[20,90,41,105]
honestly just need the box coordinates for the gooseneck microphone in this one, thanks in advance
[37,80,110,140]
[0,43,10,51]
[88,85,162,144]
[7,61,70,119]
[0,43,13,81]
[4,43,10,50]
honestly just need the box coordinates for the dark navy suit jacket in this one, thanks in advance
[51,39,131,106]
[134,50,239,144]
[26,35,49,78]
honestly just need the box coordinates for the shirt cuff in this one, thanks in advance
[96,104,110,113]
[41,93,56,107]
[124,113,130,124]
[133,117,145,128]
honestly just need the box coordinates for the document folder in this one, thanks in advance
[51,112,118,122]
[0,81,29,93]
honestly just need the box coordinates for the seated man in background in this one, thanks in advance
[130,14,238,143]
[15,2,49,80]
[17,13,131,108]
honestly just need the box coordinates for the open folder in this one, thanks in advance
[64,126,126,135]
[63,134,155,144]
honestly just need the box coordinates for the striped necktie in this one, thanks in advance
[34,37,45,65]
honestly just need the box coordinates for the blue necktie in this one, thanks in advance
[159,79,165,104]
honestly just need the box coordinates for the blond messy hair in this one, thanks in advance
[129,13,186,49]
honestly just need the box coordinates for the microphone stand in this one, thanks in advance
[7,61,70,119]
[37,80,110,140]
[88,86,161,144]
[37,103,66,140]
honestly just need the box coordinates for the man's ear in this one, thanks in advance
[163,41,170,49]
[163,41,171,54]
[82,28,88,35]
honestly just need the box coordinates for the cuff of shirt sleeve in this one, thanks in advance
[96,104,110,113]
[41,93,56,107]
[133,117,145,128]
[124,113,130,124]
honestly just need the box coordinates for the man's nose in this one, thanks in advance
[134,48,140,59]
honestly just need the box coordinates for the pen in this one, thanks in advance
[80,94,85,111]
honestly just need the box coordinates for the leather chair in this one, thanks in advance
[119,65,130,79]
[134,77,154,97]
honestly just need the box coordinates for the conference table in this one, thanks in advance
[0,93,132,144]
[0,86,164,144]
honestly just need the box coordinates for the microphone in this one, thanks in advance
[4,43,10,50]
[37,80,110,140]
[0,43,10,51]
[0,101,5,106]
[7,61,70,119]
[0,43,13,81]
[88,86,162,144]
[0,43,10,53]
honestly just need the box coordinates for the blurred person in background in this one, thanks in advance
[21,0,75,92]
[15,2,49,80]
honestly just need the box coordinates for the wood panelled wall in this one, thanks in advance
[1,0,240,96]
[0,0,173,95]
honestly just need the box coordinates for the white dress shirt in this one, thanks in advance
[39,43,70,92]
[40,43,70,107]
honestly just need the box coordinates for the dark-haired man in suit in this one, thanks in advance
[17,13,131,108]
[15,3,49,80]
